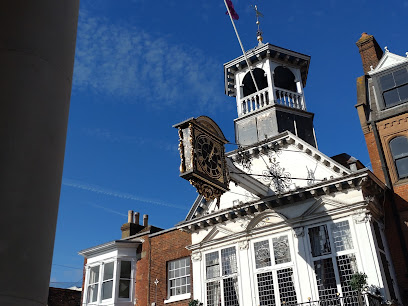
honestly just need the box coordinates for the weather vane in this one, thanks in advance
[252,5,264,45]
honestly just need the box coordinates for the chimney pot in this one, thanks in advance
[143,214,148,226]
[134,212,140,225]
[128,210,134,223]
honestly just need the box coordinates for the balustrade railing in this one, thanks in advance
[275,87,305,110]
[238,87,305,116]
[240,87,270,115]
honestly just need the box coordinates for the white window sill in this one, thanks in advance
[164,293,191,304]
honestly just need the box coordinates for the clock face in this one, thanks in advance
[195,134,223,179]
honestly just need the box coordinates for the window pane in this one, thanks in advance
[103,262,114,280]
[257,272,275,306]
[89,266,100,284]
[221,247,237,276]
[396,157,408,178]
[223,277,239,306]
[332,221,354,252]
[393,68,408,86]
[119,280,130,298]
[277,268,297,305]
[314,258,338,301]
[102,280,113,300]
[254,240,271,269]
[120,261,131,279]
[87,284,98,303]
[398,84,408,102]
[207,281,221,306]
[384,89,401,107]
[390,136,408,158]
[273,236,291,264]
[309,225,331,257]
[336,254,358,297]
[380,73,395,91]
[168,258,191,297]
[206,252,220,279]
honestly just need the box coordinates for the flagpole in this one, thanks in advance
[223,0,259,92]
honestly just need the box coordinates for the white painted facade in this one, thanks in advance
[179,43,401,306]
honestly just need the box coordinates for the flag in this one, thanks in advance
[225,0,239,20]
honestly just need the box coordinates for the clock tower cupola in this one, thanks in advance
[224,43,316,147]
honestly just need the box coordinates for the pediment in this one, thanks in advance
[246,211,287,230]
[202,225,235,243]
[300,197,348,218]
[369,51,408,74]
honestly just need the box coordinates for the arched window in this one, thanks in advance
[242,68,268,97]
[390,136,408,179]
[274,66,297,92]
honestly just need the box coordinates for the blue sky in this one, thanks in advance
[50,0,408,287]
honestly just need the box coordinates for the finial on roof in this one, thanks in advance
[253,5,264,46]
[370,65,374,71]
[406,52,408,58]
[384,46,389,52]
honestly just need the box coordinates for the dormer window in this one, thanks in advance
[379,67,408,108]
[242,68,268,97]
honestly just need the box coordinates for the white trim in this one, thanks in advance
[164,293,191,304]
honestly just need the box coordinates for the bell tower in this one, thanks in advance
[224,43,316,147]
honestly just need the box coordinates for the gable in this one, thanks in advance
[185,132,352,221]
[369,50,408,74]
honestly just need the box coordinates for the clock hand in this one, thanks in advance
[208,145,215,160]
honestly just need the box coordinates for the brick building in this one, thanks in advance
[355,33,408,304]
[79,212,192,306]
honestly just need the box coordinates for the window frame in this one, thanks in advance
[84,258,135,305]
[306,219,359,302]
[374,65,408,110]
[389,136,408,180]
[165,257,191,303]
[203,245,240,306]
[251,231,299,306]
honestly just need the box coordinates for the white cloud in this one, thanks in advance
[62,178,187,210]
[73,10,222,111]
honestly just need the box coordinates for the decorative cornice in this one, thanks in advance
[178,170,384,233]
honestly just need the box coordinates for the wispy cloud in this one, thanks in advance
[73,10,222,111]
[82,128,177,152]
[62,178,187,210]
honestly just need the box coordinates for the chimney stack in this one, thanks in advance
[128,210,134,223]
[121,211,144,238]
[356,33,383,75]
[143,214,148,226]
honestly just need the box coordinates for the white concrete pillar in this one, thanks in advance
[0,1,79,305]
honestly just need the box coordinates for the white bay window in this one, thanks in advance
[79,240,139,306]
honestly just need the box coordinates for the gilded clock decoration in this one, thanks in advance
[195,134,223,179]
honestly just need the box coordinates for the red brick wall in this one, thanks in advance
[364,131,386,183]
[148,230,192,306]
[135,230,192,306]
[135,233,151,306]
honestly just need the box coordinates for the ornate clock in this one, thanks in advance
[174,116,229,202]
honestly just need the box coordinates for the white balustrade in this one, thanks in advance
[240,87,270,115]
[239,87,305,116]
[275,87,305,110]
